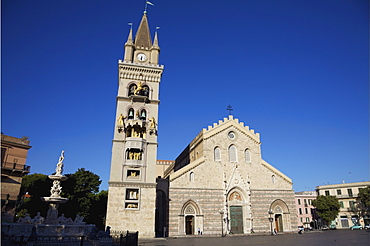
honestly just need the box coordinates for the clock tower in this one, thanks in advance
[106,13,163,238]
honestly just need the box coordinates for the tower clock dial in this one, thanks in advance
[137,53,147,61]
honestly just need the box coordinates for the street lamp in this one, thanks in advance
[268,209,274,235]
[219,210,224,237]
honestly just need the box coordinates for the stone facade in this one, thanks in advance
[105,14,163,238]
[161,116,298,236]
[1,134,32,221]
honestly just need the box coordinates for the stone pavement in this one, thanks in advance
[138,230,370,246]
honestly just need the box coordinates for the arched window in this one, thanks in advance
[142,85,149,97]
[140,109,147,120]
[272,175,276,184]
[245,149,251,163]
[214,147,221,161]
[189,172,194,182]
[228,145,237,162]
[128,108,135,119]
[128,84,136,96]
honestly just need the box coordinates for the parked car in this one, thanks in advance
[350,224,363,230]
[321,225,329,230]
[365,224,370,230]
[329,224,337,230]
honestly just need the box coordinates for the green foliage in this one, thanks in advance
[358,186,370,210]
[312,195,340,225]
[17,173,51,218]
[17,169,106,229]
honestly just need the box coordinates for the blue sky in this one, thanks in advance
[2,0,369,192]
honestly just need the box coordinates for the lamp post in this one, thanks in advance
[268,209,274,235]
[219,210,224,237]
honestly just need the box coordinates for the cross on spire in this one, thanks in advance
[226,105,233,115]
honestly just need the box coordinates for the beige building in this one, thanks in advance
[106,13,163,238]
[295,191,317,228]
[106,13,297,238]
[316,181,370,228]
[160,116,297,236]
[1,134,32,221]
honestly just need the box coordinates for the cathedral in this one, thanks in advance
[106,13,297,238]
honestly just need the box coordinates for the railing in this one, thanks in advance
[1,232,139,246]
[1,162,30,172]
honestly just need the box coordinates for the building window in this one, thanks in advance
[340,201,344,208]
[308,199,312,205]
[228,145,237,162]
[347,189,353,197]
[299,208,302,215]
[245,149,251,162]
[128,108,135,119]
[306,217,310,222]
[325,190,330,196]
[214,147,221,161]
[189,172,194,182]
[337,189,342,195]
[304,199,307,205]
[140,109,147,120]
[300,217,303,222]
[298,199,301,205]
[125,188,139,209]
[305,208,308,214]
[271,175,276,184]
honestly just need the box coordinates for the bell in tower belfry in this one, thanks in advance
[106,10,164,238]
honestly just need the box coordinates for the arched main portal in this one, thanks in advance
[227,188,249,234]
[179,200,202,236]
[270,199,290,232]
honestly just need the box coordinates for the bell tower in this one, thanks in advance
[106,13,164,238]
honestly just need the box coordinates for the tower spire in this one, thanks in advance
[135,14,152,48]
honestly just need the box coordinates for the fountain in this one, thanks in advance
[2,151,95,239]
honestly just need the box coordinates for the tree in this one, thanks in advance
[312,195,340,225]
[358,186,370,211]
[17,173,51,218]
[351,186,370,223]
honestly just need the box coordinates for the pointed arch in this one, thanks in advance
[180,200,201,215]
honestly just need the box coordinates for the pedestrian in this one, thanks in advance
[273,228,277,235]
[198,228,201,235]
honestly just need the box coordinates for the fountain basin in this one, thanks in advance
[41,197,69,204]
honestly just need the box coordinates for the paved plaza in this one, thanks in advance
[139,230,370,246]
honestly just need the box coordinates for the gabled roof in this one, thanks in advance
[202,115,261,144]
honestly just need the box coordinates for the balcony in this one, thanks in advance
[1,162,30,173]
[126,137,146,150]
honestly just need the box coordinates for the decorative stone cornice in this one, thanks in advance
[260,159,293,184]
[118,61,163,83]
[108,181,156,188]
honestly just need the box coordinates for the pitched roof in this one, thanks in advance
[134,14,152,48]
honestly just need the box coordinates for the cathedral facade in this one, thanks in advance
[106,13,297,238]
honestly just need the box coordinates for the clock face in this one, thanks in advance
[137,53,147,61]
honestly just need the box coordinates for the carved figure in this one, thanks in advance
[133,82,144,95]
[74,214,86,225]
[117,114,125,126]
[58,214,67,224]
[33,212,45,224]
[149,117,156,128]
[55,150,65,176]
[130,171,136,177]
[17,213,33,223]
